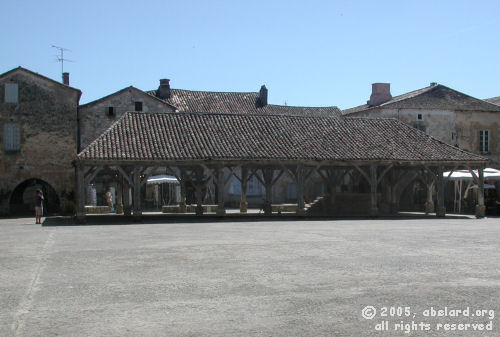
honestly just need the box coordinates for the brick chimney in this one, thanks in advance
[156,79,171,99]
[62,72,70,85]
[367,83,392,106]
[256,85,268,107]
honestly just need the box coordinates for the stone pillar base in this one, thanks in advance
[263,204,272,216]
[389,202,398,214]
[75,215,87,224]
[425,201,434,214]
[179,203,187,213]
[369,207,379,217]
[475,205,486,218]
[116,203,124,215]
[133,211,142,222]
[196,205,203,216]
[436,206,446,217]
[239,201,248,213]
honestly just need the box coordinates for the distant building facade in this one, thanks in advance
[344,83,500,212]
[79,86,176,150]
[343,83,500,167]
[0,67,81,215]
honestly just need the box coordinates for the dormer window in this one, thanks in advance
[107,106,115,117]
[135,101,143,112]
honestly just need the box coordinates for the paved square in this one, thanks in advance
[1,216,499,336]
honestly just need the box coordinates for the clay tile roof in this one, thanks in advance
[77,112,486,164]
[343,84,500,115]
[146,88,341,117]
[485,96,500,105]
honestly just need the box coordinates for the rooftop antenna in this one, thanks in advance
[51,45,74,83]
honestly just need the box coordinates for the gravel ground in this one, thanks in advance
[0,216,499,337]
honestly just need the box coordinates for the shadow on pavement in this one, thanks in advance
[41,212,476,227]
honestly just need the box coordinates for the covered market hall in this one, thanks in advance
[75,112,488,222]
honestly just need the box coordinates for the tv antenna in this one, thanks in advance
[51,45,74,79]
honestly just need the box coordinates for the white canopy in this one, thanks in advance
[443,168,500,181]
[146,175,179,185]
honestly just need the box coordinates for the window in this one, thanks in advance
[134,101,143,112]
[107,106,115,117]
[417,113,423,121]
[479,130,489,153]
[3,124,21,151]
[5,83,19,103]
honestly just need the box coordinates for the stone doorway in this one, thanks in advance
[9,179,60,215]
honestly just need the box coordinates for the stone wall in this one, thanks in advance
[354,108,455,144]
[79,88,175,149]
[456,110,500,167]
[0,69,80,215]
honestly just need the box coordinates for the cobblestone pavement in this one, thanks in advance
[1,216,499,336]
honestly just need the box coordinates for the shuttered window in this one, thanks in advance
[3,124,21,151]
[479,130,489,153]
[5,83,19,103]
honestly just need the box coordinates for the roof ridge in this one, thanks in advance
[80,86,176,109]
[267,103,340,109]
[147,88,259,95]
[128,110,340,119]
[0,66,82,94]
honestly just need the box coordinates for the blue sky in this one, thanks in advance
[2,0,499,108]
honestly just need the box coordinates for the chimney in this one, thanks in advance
[156,79,171,99]
[257,85,268,107]
[62,72,70,86]
[367,83,392,106]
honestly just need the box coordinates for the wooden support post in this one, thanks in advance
[132,168,142,220]
[216,167,226,216]
[425,181,434,214]
[263,168,273,216]
[195,168,204,216]
[370,164,378,216]
[436,166,446,217]
[296,165,305,215]
[240,166,248,213]
[475,167,485,218]
[123,178,131,216]
[179,169,187,213]
[75,164,86,223]
[116,176,124,214]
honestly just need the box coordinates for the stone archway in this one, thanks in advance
[9,178,60,215]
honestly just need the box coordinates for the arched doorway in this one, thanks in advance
[399,179,427,212]
[9,179,60,215]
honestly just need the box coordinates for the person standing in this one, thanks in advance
[105,187,114,212]
[35,189,44,224]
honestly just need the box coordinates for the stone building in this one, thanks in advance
[343,83,500,165]
[0,67,81,215]
[343,83,500,212]
[79,85,176,150]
